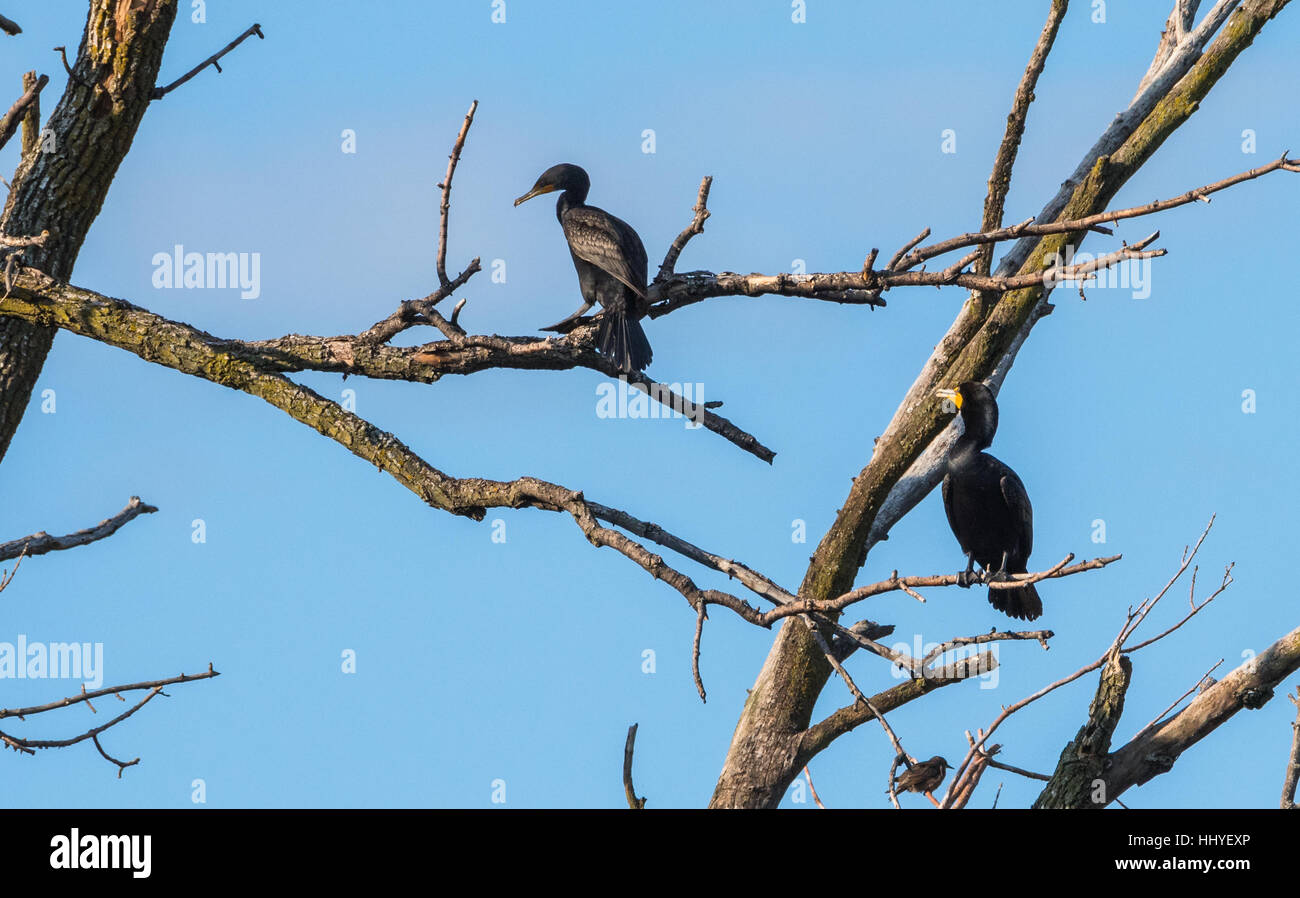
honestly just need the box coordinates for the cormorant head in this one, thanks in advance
[513,163,590,207]
[936,381,998,448]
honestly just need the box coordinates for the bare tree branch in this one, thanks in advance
[18,70,40,158]
[0,665,219,721]
[436,100,477,288]
[0,72,47,153]
[623,723,646,809]
[1283,688,1300,810]
[1134,0,1207,101]
[977,0,1069,277]
[656,176,712,281]
[51,46,77,82]
[813,553,1119,623]
[692,603,708,702]
[0,496,157,562]
[152,23,265,100]
[985,751,1052,783]
[802,766,827,809]
[92,734,139,779]
[0,664,220,776]
[0,543,24,593]
[896,153,1300,273]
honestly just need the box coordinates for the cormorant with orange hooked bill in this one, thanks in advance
[936,381,1042,621]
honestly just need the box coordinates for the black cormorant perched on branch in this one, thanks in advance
[514,163,653,374]
[936,381,1041,621]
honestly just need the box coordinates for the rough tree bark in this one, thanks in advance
[0,0,179,462]
[709,0,1291,809]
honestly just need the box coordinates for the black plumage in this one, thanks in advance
[514,163,653,374]
[937,381,1041,621]
[896,756,949,796]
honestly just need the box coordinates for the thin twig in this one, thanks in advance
[896,154,1299,273]
[811,553,1120,624]
[623,723,646,809]
[886,227,931,272]
[656,176,712,281]
[692,602,708,703]
[0,664,219,774]
[152,23,265,99]
[986,756,1051,782]
[92,734,140,779]
[0,664,220,720]
[0,543,25,594]
[0,72,48,153]
[1132,658,1225,742]
[803,766,827,809]
[50,45,83,87]
[436,100,478,287]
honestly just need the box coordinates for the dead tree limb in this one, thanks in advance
[152,23,264,99]
[0,496,157,561]
[623,723,647,809]
[1283,688,1300,809]
[0,72,47,153]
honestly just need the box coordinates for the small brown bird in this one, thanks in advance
[896,756,950,803]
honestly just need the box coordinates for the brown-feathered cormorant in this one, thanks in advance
[514,163,653,374]
[936,381,1041,621]
[896,756,950,798]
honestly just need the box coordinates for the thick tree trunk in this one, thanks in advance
[709,620,827,808]
[710,0,1291,808]
[0,0,178,462]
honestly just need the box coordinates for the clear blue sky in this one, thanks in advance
[1,0,1296,809]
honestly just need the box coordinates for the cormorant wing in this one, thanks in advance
[999,470,1034,559]
[561,206,649,300]
[940,475,965,552]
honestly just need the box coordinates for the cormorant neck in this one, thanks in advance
[556,186,588,218]
[954,402,997,455]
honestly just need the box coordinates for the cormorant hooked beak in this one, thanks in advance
[513,183,558,207]
[936,387,963,410]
